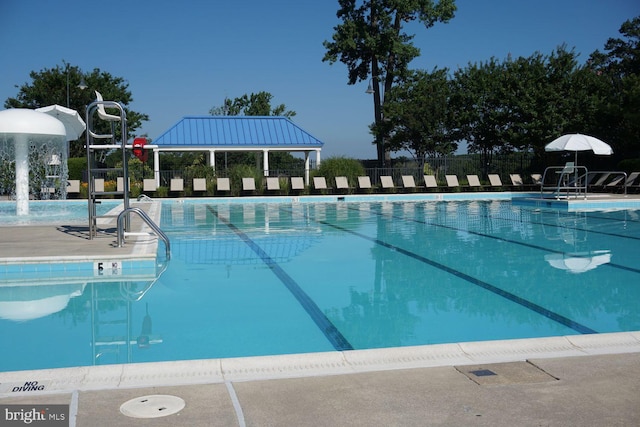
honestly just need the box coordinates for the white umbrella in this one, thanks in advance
[544,250,611,274]
[35,104,86,141]
[545,133,613,165]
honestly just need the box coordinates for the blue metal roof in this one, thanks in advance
[152,116,324,149]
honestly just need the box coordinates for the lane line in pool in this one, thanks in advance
[207,206,354,351]
[502,207,640,242]
[320,218,597,335]
[406,204,640,275]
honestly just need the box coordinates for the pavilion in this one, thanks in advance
[150,116,324,186]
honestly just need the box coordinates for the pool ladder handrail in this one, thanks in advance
[117,207,171,260]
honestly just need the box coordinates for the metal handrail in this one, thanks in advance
[117,207,170,259]
[541,165,588,199]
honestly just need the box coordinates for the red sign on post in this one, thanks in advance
[132,137,148,162]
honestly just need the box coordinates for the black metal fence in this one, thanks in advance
[79,153,537,188]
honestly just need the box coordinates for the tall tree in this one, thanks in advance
[376,67,457,162]
[209,92,296,118]
[208,92,299,169]
[323,0,456,167]
[4,62,148,158]
[589,16,640,160]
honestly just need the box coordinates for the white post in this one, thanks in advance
[14,134,30,216]
[304,152,310,186]
[263,149,269,177]
[154,149,160,187]
[209,150,216,173]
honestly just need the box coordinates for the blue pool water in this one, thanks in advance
[0,200,119,226]
[1,200,639,372]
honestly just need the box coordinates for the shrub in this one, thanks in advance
[228,164,262,196]
[315,156,365,189]
[67,157,86,180]
[617,158,640,174]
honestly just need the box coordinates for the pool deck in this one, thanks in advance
[1,195,639,425]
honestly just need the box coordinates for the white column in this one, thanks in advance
[209,150,216,173]
[154,149,160,187]
[304,152,310,186]
[14,134,29,216]
[263,149,269,177]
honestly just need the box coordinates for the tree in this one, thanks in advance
[589,16,640,160]
[208,92,300,170]
[450,58,512,176]
[376,67,457,163]
[4,62,149,158]
[323,0,457,167]
[209,91,296,118]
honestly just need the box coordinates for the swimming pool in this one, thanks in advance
[1,199,639,372]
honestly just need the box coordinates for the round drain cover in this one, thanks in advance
[120,394,185,418]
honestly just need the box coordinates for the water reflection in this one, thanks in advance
[0,262,166,369]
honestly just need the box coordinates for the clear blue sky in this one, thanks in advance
[1,0,638,159]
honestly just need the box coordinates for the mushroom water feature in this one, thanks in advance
[0,108,80,216]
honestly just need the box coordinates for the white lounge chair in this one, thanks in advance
[266,177,281,191]
[335,176,350,192]
[242,177,256,193]
[313,176,328,191]
[216,177,230,193]
[143,179,156,192]
[380,176,395,190]
[291,177,305,191]
[445,175,460,189]
[170,178,184,192]
[466,175,482,190]
[488,174,503,188]
[424,175,438,190]
[401,175,417,191]
[357,176,372,191]
[193,178,207,192]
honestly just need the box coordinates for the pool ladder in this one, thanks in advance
[117,207,171,260]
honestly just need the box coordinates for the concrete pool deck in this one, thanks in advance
[1,195,639,425]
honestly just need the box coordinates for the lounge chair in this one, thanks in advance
[466,175,482,191]
[170,178,184,192]
[266,177,281,192]
[509,174,524,189]
[423,175,438,190]
[380,176,395,190]
[401,175,417,192]
[242,177,256,193]
[335,176,351,193]
[357,176,372,192]
[216,177,231,193]
[313,176,329,192]
[531,174,542,186]
[117,177,131,193]
[488,174,503,189]
[291,177,305,192]
[588,173,611,192]
[193,178,207,192]
[626,172,640,193]
[445,175,460,190]
[67,180,80,197]
[143,179,156,192]
[93,178,105,193]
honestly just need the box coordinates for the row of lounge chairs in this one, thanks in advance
[65,171,640,196]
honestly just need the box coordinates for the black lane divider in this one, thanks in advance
[207,206,353,351]
[320,218,597,335]
[503,207,640,242]
[383,205,640,275]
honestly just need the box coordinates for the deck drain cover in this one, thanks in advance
[120,395,185,418]
[470,369,497,377]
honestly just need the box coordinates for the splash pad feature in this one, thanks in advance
[0,109,70,215]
